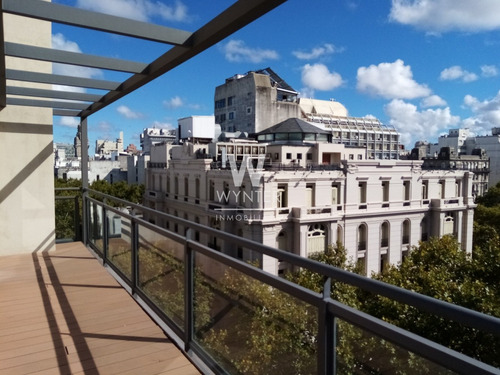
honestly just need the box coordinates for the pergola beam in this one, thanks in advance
[2,0,193,46]
[6,69,120,91]
[6,86,101,102]
[79,0,287,118]
[5,42,147,73]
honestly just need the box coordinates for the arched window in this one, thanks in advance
[444,213,454,235]
[420,217,428,241]
[358,224,367,251]
[402,219,410,244]
[381,222,389,248]
[308,224,327,254]
[336,224,344,245]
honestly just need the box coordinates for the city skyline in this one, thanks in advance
[51,0,500,150]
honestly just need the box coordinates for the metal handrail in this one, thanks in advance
[82,188,500,374]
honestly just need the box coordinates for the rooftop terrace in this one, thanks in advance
[0,242,200,375]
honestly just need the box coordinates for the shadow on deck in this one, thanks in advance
[0,242,200,375]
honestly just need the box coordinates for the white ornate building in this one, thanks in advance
[144,118,475,276]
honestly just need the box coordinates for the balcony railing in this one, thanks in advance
[69,188,500,375]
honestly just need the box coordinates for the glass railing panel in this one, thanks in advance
[107,212,132,280]
[88,201,104,253]
[193,252,318,375]
[55,196,79,242]
[137,225,185,330]
[335,317,457,375]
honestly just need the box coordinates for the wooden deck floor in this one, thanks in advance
[0,242,201,375]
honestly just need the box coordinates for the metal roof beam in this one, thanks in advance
[6,69,120,91]
[6,86,101,102]
[2,0,193,46]
[80,0,287,118]
[53,109,83,117]
[7,97,90,110]
[5,42,147,73]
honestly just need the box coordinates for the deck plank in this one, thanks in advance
[0,242,200,375]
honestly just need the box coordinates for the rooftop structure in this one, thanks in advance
[214,68,401,159]
[140,127,177,154]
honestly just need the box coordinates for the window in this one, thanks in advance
[277,184,288,208]
[444,213,454,235]
[358,224,367,253]
[349,154,354,160]
[331,184,340,205]
[357,154,363,160]
[215,98,226,109]
[297,153,302,160]
[306,183,315,207]
[227,96,235,106]
[286,153,292,160]
[184,177,189,197]
[174,176,179,195]
[195,178,200,199]
[420,218,428,241]
[246,106,252,114]
[220,113,226,122]
[307,153,313,160]
[209,180,215,201]
[308,224,327,254]
[382,181,389,202]
[381,222,389,248]
[422,180,428,200]
[402,219,410,244]
[455,180,461,197]
[359,182,367,204]
[229,111,235,120]
[403,180,410,201]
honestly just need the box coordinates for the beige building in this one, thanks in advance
[144,118,475,276]
[0,6,55,255]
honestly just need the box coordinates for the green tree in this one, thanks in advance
[366,236,500,368]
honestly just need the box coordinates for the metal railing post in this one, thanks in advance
[184,228,194,352]
[131,217,139,294]
[102,205,108,266]
[318,277,335,375]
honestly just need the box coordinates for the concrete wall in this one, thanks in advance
[0,7,55,255]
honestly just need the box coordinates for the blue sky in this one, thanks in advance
[51,0,500,151]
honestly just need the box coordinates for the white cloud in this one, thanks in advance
[301,64,344,92]
[462,91,500,134]
[292,43,342,60]
[221,40,279,64]
[389,0,500,32]
[439,66,478,82]
[51,33,102,90]
[481,65,498,77]
[76,0,189,23]
[163,96,184,109]
[117,105,143,119]
[59,117,80,128]
[421,95,447,108]
[385,99,459,146]
[357,59,431,99]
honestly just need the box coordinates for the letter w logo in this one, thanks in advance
[228,155,264,188]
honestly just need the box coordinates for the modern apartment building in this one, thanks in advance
[144,118,475,276]
[214,68,401,160]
